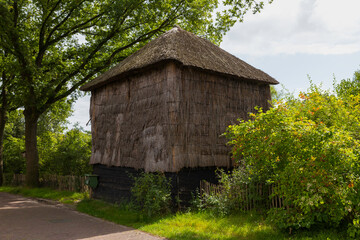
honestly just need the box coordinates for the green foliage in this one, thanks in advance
[191,190,230,217]
[3,110,25,174]
[191,170,252,216]
[335,71,360,100]
[0,0,274,107]
[3,135,25,174]
[270,86,278,100]
[192,170,272,218]
[131,172,172,218]
[3,108,92,176]
[41,128,92,176]
[0,0,274,186]
[223,82,360,235]
[37,98,74,136]
[4,110,24,138]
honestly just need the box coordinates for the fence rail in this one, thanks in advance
[3,173,89,192]
[4,174,285,208]
[200,180,285,211]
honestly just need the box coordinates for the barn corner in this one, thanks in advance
[80,26,278,205]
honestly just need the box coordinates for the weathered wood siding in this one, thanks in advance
[170,66,271,171]
[90,61,271,172]
[90,63,173,171]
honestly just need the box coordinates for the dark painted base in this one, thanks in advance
[92,164,229,206]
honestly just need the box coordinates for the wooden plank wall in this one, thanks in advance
[89,61,271,172]
[90,64,173,171]
[170,67,271,170]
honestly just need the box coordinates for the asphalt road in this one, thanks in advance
[0,192,165,240]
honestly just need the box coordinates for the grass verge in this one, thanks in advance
[0,186,348,239]
[0,186,88,204]
[77,199,347,240]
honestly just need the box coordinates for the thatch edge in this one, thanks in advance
[81,59,277,91]
[81,27,278,91]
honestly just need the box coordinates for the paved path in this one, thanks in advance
[0,192,165,240]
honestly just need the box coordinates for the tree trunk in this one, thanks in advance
[24,109,40,187]
[0,108,6,186]
[0,78,7,186]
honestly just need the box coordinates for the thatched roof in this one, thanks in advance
[81,26,278,91]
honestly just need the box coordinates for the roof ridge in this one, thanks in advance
[81,27,278,91]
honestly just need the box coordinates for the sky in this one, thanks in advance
[68,0,360,131]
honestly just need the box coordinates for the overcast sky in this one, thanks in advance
[221,0,360,91]
[69,0,360,131]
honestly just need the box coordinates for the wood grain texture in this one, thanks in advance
[89,61,271,172]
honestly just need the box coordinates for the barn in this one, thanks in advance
[80,26,278,203]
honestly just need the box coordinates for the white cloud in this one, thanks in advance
[221,0,360,55]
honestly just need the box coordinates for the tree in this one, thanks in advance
[335,70,360,99]
[0,53,8,185]
[0,50,19,186]
[0,0,273,187]
[3,110,25,176]
[2,99,73,177]
[223,83,360,236]
[40,127,92,176]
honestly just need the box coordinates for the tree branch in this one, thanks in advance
[45,0,86,47]
[13,0,18,27]
[36,0,63,66]
[45,21,173,107]
[36,0,183,111]
[45,11,105,47]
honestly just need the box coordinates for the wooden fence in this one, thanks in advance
[200,180,284,211]
[3,174,284,208]
[3,174,89,192]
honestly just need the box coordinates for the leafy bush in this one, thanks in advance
[3,136,25,174]
[191,169,270,216]
[3,108,92,177]
[223,84,360,236]
[131,172,172,218]
[41,128,92,176]
[191,189,230,217]
[215,169,269,212]
[335,71,360,100]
